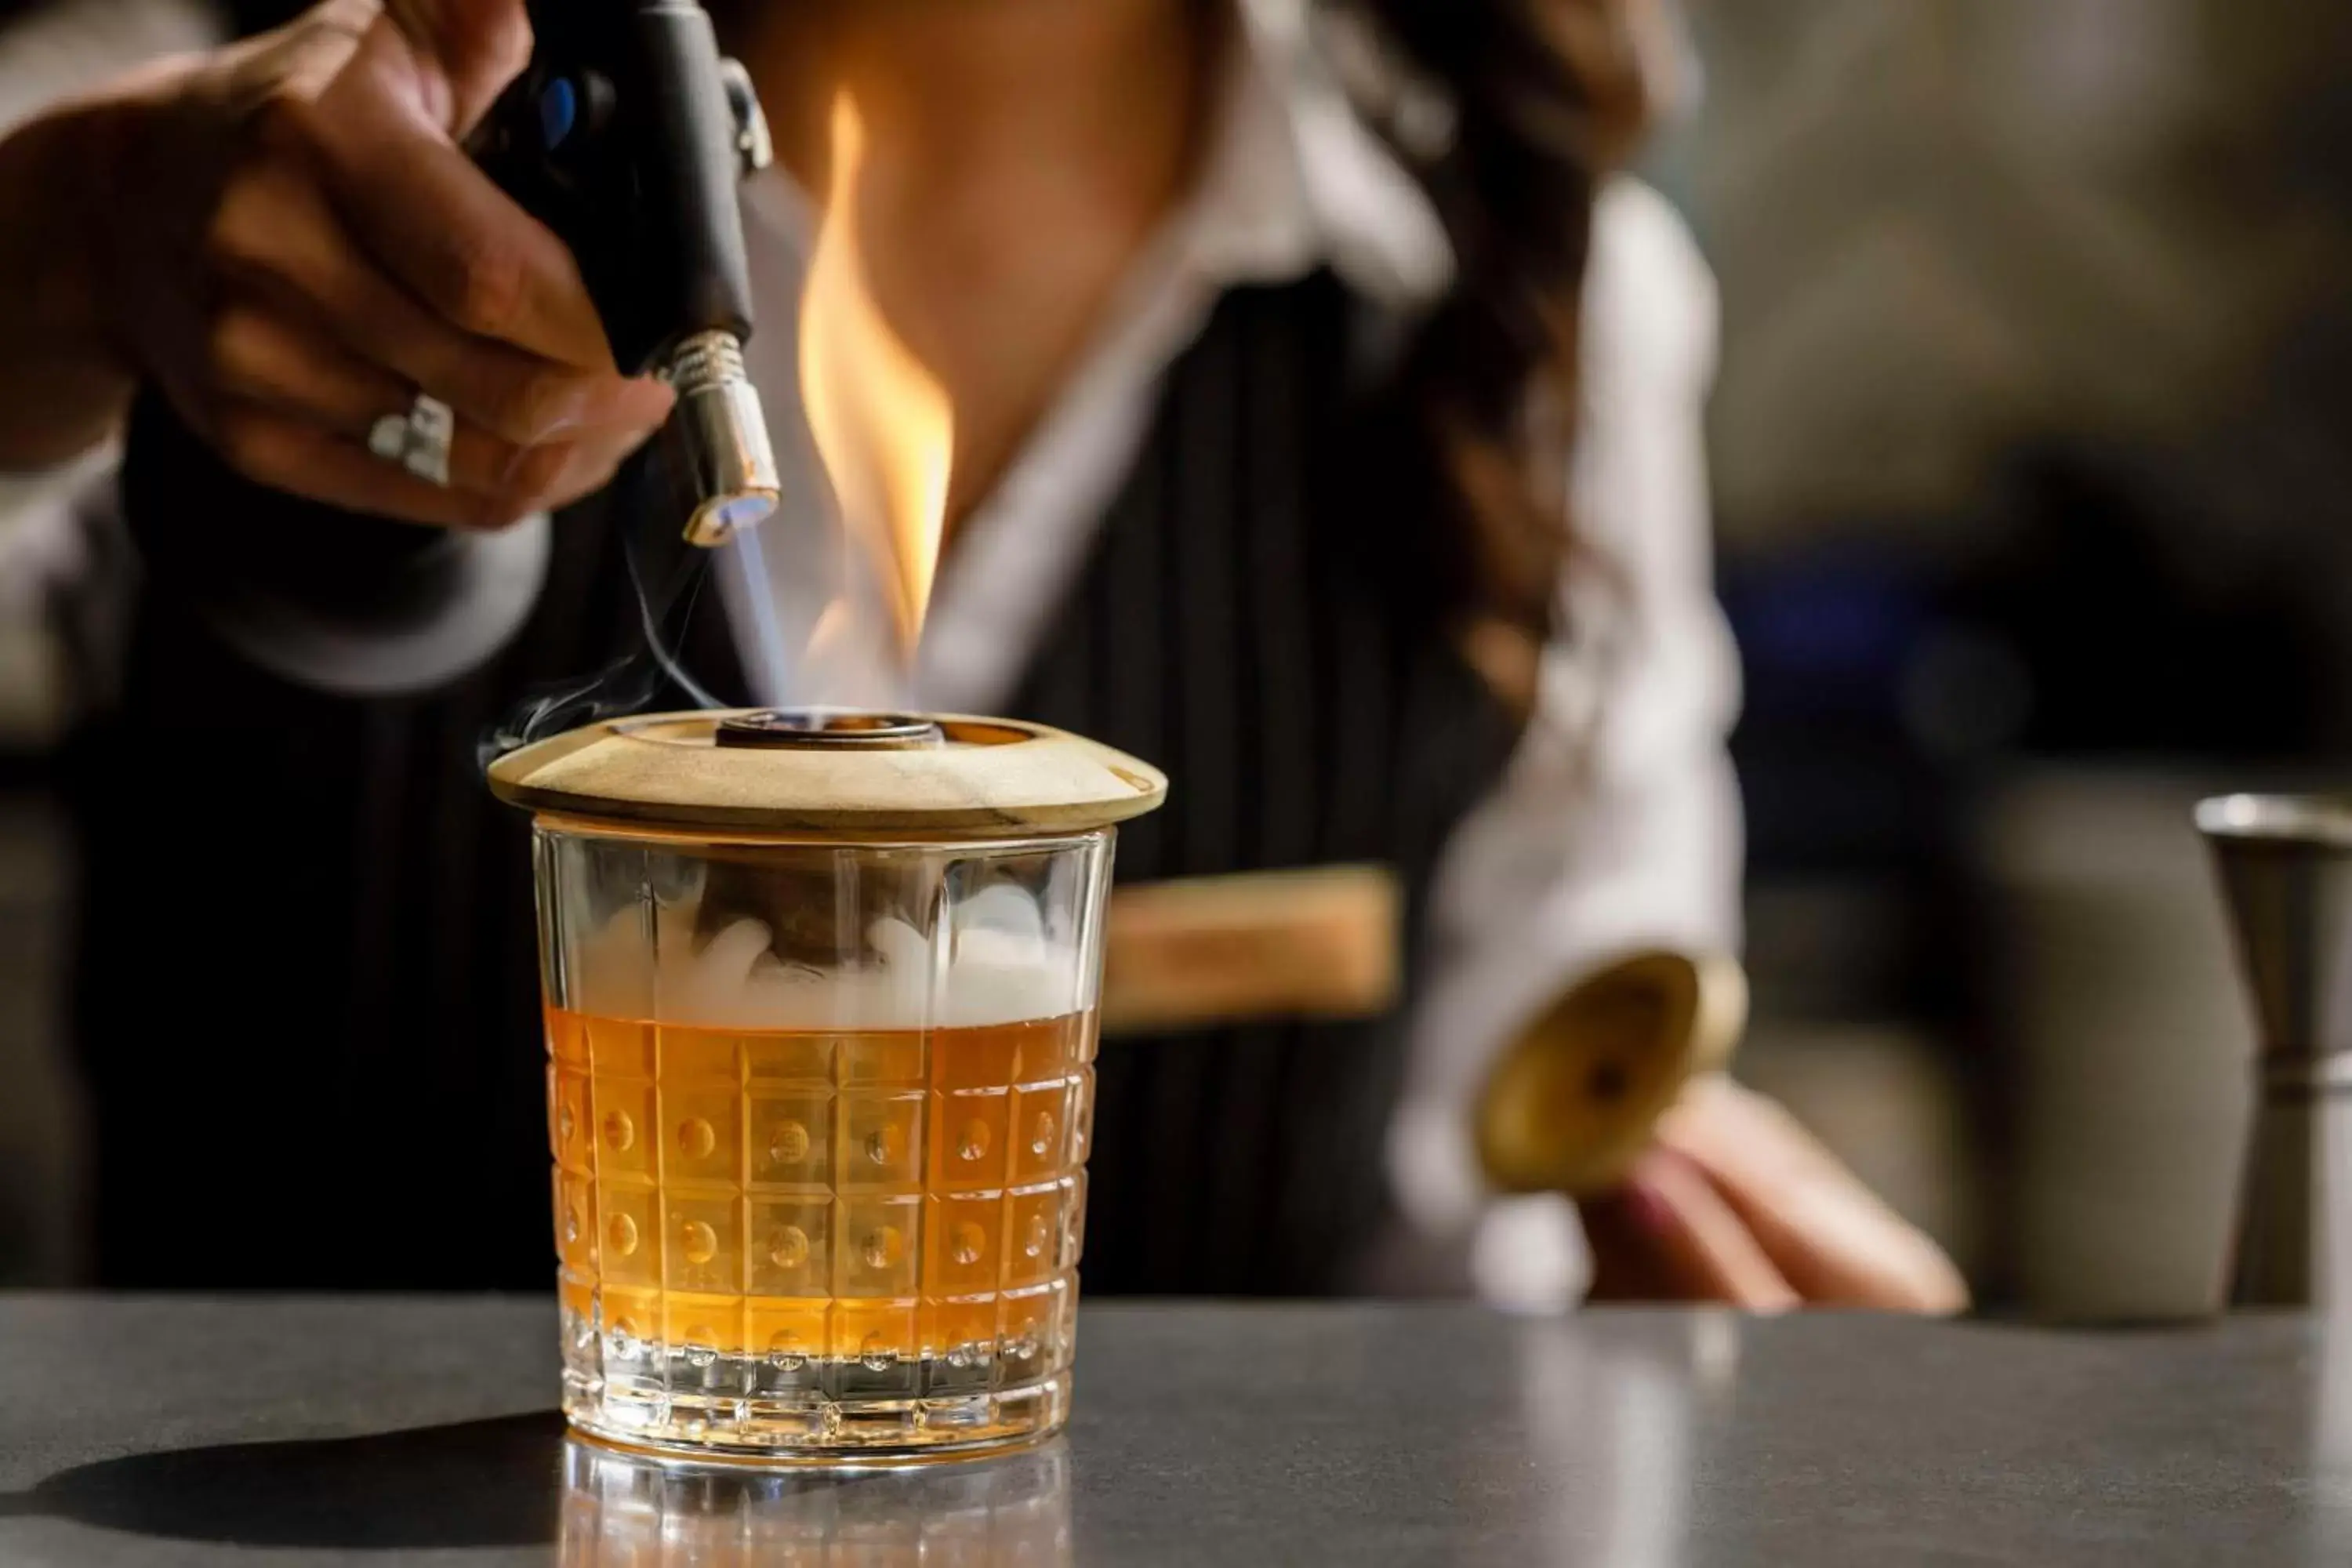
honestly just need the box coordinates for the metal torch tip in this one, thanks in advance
[662,331,782,548]
[685,488,780,546]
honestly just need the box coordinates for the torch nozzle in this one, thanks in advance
[662,330,780,546]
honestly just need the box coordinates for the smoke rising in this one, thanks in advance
[477,448,728,768]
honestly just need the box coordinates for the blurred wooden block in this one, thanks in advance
[1100,866,1400,1035]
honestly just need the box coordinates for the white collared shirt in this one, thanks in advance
[0,0,1741,1308]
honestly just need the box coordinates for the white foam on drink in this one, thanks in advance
[573,889,1083,1029]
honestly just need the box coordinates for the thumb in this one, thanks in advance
[376,0,532,134]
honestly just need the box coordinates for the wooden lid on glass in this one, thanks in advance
[487,709,1168,839]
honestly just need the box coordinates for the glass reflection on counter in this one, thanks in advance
[558,1438,1071,1566]
[1513,1313,1741,1567]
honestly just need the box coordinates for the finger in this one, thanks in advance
[1581,1148,1799,1311]
[203,302,630,504]
[210,397,553,532]
[206,299,411,437]
[209,159,671,445]
[1580,1188,1682,1303]
[1659,1078,1969,1314]
[307,16,612,370]
[495,431,638,516]
[379,0,533,133]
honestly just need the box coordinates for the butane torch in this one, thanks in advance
[477,0,780,544]
[122,0,779,593]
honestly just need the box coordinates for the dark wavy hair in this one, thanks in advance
[1346,0,1651,708]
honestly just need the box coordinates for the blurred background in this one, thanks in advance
[1,0,2344,1310]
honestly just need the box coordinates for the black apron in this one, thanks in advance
[67,271,1522,1293]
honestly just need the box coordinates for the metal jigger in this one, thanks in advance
[2198,795,2352,1308]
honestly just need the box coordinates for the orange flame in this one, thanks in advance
[798,93,954,660]
[806,593,858,663]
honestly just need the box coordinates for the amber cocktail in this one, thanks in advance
[495,710,1160,1463]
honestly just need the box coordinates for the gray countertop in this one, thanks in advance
[0,1295,2343,1565]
